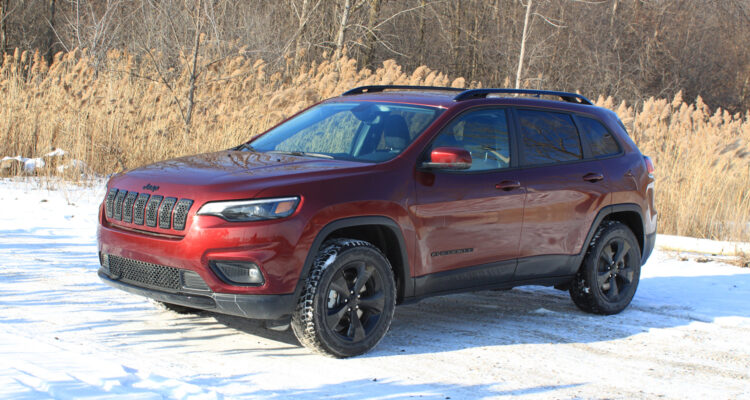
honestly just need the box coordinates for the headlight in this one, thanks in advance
[197,197,300,222]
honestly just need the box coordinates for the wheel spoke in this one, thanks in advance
[613,240,631,265]
[347,309,365,341]
[329,274,350,298]
[353,262,373,294]
[597,270,611,287]
[619,266,635,283]
[326,304,349,328]
[358,290,385,313]
[607,277,620,299]
[602,245,615,264]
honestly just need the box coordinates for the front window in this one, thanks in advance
[247,102,443,163]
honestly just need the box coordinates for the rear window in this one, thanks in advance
[577,117,620,157]
[517,110,582,166]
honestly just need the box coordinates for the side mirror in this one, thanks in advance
[421,147,472,170]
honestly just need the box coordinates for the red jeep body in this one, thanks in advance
[98,87,656,343]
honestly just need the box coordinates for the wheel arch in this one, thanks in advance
[575,204,646,268]
[295,216,413,303]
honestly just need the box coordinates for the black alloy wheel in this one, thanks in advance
[569,221,642,315]
[291,239,396,357]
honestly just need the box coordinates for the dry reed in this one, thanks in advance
[1,48,748,241]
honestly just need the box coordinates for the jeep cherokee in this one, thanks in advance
[98,86,657,357]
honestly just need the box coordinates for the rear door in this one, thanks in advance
[413,108,525,294]
[513,108,611,279]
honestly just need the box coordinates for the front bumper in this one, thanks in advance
[99,269,296,320]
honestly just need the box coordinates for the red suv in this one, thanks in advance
[98,86,657,357]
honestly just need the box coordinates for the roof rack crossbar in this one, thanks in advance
[453,88,592,105]
[342,85,466,96]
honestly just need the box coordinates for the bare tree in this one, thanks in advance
[0,0,8,57]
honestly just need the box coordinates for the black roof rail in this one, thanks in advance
[342,85,466,96]
[453,88,593,105]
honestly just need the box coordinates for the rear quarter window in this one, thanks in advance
[577,117,620,157]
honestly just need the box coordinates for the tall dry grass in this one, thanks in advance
[1,48,748,241]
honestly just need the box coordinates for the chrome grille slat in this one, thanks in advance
[133,193,150,225]
[106,187,193,232]
[144,195,163,227]
[158,197,177,229]
[122,192,138,223]
[105,188,118,218]
[172,199,194,231]
[113,190,127,220]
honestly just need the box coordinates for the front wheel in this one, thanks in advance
[291,239,396,358]
[569,221,641,315]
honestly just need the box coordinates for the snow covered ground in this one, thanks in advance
[1,178,749,400]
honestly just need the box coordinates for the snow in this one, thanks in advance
[1,178,749,399]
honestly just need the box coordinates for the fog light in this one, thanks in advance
[100,253,110,274]
[212,261,265,285]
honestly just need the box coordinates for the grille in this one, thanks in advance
[172,199,194,230]
[108,255,181,291]
[122,192,138,223]
[105,187,193,232]
[145,195,164,227]
[113,190,127,220]
[133,193,150,225]
[158,197,177,229]
[105,188,118,218]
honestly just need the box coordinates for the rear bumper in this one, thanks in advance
[642,231,656,265]
[99,270,296,320]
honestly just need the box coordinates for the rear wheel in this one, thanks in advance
[569,221,641,315]
[291,239,396,358]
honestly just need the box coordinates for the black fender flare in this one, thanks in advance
[572,203,647,270]
[293,216,414,301]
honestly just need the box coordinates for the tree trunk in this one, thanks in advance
[45,0,56,64]
[0,0,8,58]
[333,0,351,61]
[293,0,310,68]
[418,0,426,65]
[185,0,202,138]
[361,0,380,68]
[515,0,532,89]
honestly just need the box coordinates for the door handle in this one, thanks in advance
[495,180,521,191]
[583,173,604,182]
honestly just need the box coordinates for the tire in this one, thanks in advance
[155,301,202,315]
[569,221,641,315]
[291,239,397,358]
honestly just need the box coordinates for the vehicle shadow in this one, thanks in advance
[194,270,750,357]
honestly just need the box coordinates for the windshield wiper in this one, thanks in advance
[235,142,257,152]
[267,150,334,159]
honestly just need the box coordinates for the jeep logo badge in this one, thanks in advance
[142,183,160,192]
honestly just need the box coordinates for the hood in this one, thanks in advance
[109,150,367,199]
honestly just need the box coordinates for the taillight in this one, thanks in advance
[644,156,655,174]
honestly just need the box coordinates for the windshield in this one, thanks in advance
[247,102,443,163]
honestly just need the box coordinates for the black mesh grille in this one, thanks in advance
[105,188,118,218]
[158,197,177,229]
[145,195,163,227]
[113,190,127,220]
[172,199,193,230]
[133,193,150,225]
[108,255,181,291]
[122,192,138,223]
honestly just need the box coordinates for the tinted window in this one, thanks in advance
[518,110,581,166]
[577,117,620,157]
[430,109,511,171]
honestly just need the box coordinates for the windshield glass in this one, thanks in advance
[248,102,443,162]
